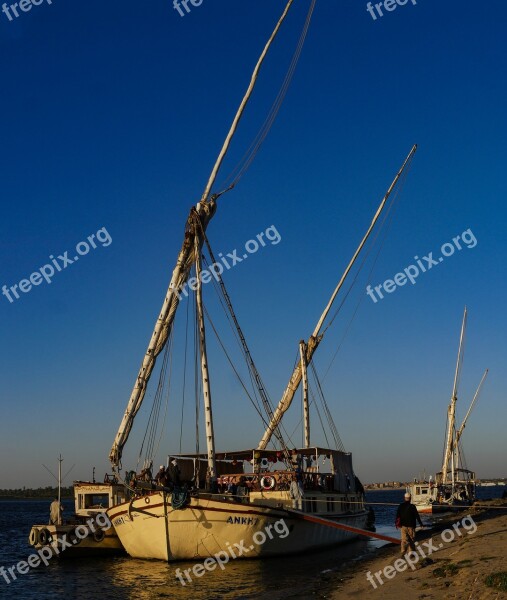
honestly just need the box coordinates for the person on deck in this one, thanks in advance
[49,497,64,526]
[167,459,181,486]
[396,492,423,555]
[226,477,238,496]
[154,465,166,485]
[290,476,304,510]
[235,476,249,503]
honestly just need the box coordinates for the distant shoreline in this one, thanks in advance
[0,495,73,500]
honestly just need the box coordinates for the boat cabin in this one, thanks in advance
[74,481,127,518]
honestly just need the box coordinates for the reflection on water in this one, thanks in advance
[105,538,369,600]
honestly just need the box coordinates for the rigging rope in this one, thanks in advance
[196,218,293,461]
[137,328,174,471]
[310,361,345,451]
[203,305,273,429]
[152,337,173,462]
[309,383,331,448]
[201,0,299,202]
[321,153,415,380]
[218,0,317,194]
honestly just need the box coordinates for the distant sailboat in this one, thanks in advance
[409,308,488,514]
[106,0,415,560]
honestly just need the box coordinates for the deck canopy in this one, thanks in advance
[436,468,475,484]
[170,447,350,462]
[170,448,358,493]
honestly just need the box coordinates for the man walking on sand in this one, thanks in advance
[396,492,423,555]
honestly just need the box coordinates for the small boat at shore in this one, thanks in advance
[409,308,488,514]
[28,479,126,557]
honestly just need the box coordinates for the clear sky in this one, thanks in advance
[1,1,506,488]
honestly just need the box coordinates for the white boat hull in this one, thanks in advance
[28,524,124,557]
[108,491,368,561]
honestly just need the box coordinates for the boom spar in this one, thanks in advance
[257,144,418,451]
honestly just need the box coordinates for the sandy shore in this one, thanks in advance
[328,499,507,599]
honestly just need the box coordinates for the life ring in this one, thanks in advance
[37,528,53,546]
[260,476,276,491]
[93,529,105,543]
[145,496,150,504]
[29,528,38,546]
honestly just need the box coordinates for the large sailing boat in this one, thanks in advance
[409,308,488,514]
[106,1,415,560]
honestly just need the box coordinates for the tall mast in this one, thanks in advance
[109,0,298,470]
[58,454,63,525]
[441,307,467,484]
[258,144,418,450]
[300,340,310,448]
[195,234,217,483]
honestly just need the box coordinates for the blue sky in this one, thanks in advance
[0,0,506,488]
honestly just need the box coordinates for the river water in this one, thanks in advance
[0,487,503,599]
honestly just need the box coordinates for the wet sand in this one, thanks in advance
[329,499,507,599]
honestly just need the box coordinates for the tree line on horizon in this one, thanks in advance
[0,485,73,498]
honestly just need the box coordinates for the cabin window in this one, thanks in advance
[416,487,421,495]
[421,489,428,495]
[84,494,109,509]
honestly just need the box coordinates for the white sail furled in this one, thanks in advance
[258,145,417,451]
[109,202,216,467]
[110,0,303,469]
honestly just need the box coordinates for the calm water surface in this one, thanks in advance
[0,487,502,599]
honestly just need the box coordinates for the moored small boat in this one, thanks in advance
[29,480,126,557]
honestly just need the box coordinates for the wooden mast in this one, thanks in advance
[195,233,217,484]
[258,144,418,451]
[57,454,63,526]
[441,307,467,484]
[300,340,310,448]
